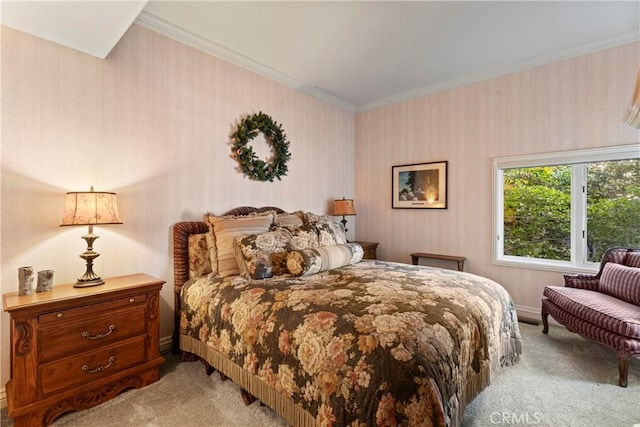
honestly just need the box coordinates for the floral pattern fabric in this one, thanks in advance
[303,212,348,246]
[187,233,212,278]
[234,229,296,280]
[279,243,364,276]
[274,224,320,250]
[181,261,521,427]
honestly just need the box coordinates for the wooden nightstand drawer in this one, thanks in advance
[39,306,146,361]
[39,293,147,324]
[40,335,146,395]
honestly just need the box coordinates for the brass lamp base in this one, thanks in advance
[73,227,105,288]
[75,277,105,288]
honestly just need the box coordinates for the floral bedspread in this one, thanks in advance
[180,261,521,427]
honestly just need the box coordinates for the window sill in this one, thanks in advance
[493,256,599,275]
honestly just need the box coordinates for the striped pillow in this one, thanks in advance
[599,262,640,305]
[203,211,275,277]
[284,243,364,276]
[625,252,640,268]
[275,211,305,227]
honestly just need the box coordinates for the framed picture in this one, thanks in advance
[392,161,448,209]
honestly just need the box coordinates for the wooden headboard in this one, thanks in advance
[171,206,285,353]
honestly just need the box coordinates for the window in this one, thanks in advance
[493,145,640,273]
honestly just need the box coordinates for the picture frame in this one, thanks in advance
[392,161,448,209]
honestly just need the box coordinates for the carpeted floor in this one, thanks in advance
[2,323,639,426]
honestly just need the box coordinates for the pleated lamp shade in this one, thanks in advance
[332,198,357,216]
[61,190,122,226]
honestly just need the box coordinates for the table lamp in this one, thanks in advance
[332,197,356,233]
[60,187,122,287]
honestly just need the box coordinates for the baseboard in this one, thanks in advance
[516,304,561,327]
[516,305,541,325]
[159,335,173,355]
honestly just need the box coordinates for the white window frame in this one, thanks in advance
[492,144,640,274]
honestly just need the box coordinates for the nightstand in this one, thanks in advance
[353,241,379,260]
[3,273,165,427]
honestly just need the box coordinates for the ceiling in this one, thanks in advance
[2,1,639,112]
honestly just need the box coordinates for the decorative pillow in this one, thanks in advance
[203,211,275,277]
[625,252,640,268]
[599,262,640,305]
[270,251,293,276]
[188,233,212,278]
[303,211,330,224]
[275,224,320,250]
[284,243,364,276]
[204,226,219,276]
[314,221,348,246]
[303,211,348,246]
[275,211,304,227]
[234,229,295,280]
[563,274,599,291]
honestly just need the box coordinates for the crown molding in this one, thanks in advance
[134,11,357,112]
[134,11,637,115]
[357,30,640,112]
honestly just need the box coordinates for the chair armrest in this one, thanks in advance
[564,274,599,291]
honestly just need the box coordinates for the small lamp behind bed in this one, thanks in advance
[332,197,356,233]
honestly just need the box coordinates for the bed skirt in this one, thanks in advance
[181,334,316,427]
[181,331,521,427]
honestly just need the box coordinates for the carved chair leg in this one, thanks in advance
[541,311,549,334]
[617,353,629,388]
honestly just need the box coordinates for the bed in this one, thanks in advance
[172,207,522,427]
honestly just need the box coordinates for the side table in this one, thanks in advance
[352,241,379,260]
[3,273,165,426]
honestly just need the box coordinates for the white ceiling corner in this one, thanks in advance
[0,1,148,59]
[2,1,639,111]
[137,1,640,112]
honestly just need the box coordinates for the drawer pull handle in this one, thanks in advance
[82,356,115,373]
[129,298,135,303]
[81,324,116,340]
[57,313,64,318]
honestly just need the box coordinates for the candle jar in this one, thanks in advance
[37,270,54,292]
[18,266,34,296]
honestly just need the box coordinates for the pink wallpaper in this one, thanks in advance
[1,21,638,402]
[0,23,355,389]
[355,41,639,319]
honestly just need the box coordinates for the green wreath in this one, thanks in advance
[230,112,291,182]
